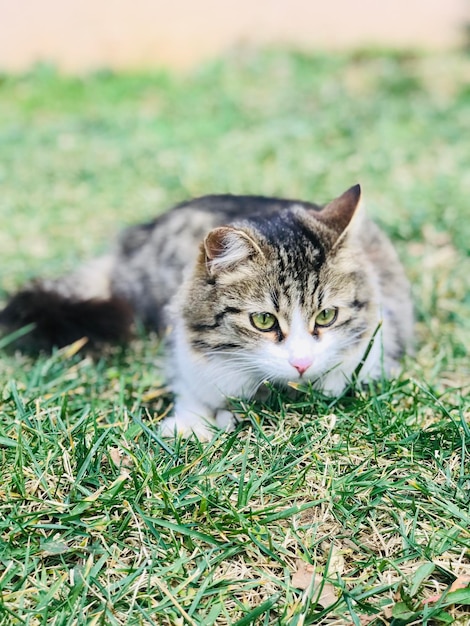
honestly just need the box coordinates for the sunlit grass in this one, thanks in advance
[0,49,469,624]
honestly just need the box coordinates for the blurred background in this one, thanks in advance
[0,0,469,377]
[0,0,467,71]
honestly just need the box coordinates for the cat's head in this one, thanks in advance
[183,185,378,392]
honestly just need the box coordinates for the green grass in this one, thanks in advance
[1,49,469,624]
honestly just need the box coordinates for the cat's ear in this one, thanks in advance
[315,184,362,243]
[203,226,264,274]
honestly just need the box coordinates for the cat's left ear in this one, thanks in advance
[203,226,264,275]
[315,184,363,244]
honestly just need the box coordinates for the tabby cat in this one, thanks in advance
[0,185,413,439]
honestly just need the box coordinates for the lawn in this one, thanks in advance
[0,49,469,625]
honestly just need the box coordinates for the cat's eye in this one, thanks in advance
[315,308,338,327]
[250,312,278,332]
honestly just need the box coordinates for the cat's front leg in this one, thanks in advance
[159,400,237,441]
[160,320,243,439]
[214,409,237,432]
[159,397,216,440]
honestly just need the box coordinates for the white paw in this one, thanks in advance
[215,409,236,432]
[159,414,216,441]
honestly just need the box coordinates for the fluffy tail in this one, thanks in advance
[0,257,134,352]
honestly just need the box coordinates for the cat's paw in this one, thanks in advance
[159,414,217,441]
[215,409,237,432]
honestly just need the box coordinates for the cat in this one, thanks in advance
[0,185,413,439]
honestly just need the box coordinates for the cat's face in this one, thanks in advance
[182,186,378,390]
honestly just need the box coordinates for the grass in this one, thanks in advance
[0,48,469,624]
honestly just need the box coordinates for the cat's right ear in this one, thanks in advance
[203,226,264,274]
[315,184,363,244]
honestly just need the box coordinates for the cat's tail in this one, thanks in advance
[0,256,134,352]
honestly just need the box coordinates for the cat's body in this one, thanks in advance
[0,185,413,439]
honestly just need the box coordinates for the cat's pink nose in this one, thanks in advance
[289,357,313,376]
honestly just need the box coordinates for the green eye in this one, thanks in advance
[250,312,278,331]
[315,308,338,327]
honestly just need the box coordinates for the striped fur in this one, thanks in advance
[0,185,413,439]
